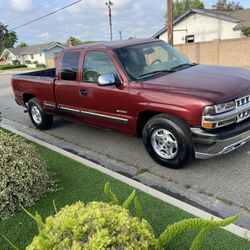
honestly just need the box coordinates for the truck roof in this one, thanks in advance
[63,38,161,51]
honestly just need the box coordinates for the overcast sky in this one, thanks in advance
[0,0,249,45]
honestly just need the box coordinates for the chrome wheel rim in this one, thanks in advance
[151,128,178,159]
[31,106,42,124]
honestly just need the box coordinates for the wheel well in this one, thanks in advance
[137,111,160,137]
[23,93,35,104]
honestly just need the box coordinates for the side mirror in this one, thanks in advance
[98,73,118,86]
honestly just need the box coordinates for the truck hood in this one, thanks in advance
[143,65,250,104]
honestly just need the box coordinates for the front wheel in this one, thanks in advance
[142,114,194,169]
[28,98,53,130]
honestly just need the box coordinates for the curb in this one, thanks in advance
[1,123,250,241]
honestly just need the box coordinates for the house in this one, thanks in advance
[0,42,66,67]
[152,9,250,45]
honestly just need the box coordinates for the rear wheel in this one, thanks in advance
[28,98,53,130]
[142,114,194,169]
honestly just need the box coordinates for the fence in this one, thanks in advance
[175,37,250,68]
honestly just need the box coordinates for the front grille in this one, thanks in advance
[235,94,250,122]
[237,109,250,122]
[236,95,250,107]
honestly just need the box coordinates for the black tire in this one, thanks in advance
[142,114,194,169]
[28,98,53,130]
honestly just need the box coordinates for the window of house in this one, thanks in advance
[185,35,195,43]
[83,51,118,83]
[31,54,34,59]
[61,51,80,81]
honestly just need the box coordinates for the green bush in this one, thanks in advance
[0,64,11,69]
[242,26,250,37]
[25,183,238,250]
[0,131,56,220]
[33,60,38,64]
[35,63,46,68]
[12,60,20,65]
[27,201,157,250]
[0,64,27,70]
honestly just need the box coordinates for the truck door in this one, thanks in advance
[54,50,82,117]
[78,50,131,132]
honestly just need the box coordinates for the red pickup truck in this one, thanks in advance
[11,39,250,168]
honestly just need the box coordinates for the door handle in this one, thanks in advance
[79,89,88,96]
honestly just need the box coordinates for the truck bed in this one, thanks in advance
[11,68,56,108]
[14,68,56,79]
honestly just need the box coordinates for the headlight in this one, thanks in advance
[202,101,236,129]
[203,101,235,116]
[214,101,235,114]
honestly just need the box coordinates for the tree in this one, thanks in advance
[66,36,83,47]
[242,27,250,37]
[0,23,17,54]
[213,0,243,11]
[167,0,204,20]
[16,42,28,48]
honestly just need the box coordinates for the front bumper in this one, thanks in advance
[191,120,250,159]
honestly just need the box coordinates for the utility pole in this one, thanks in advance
[105,1,113,41]
[167,0,173,46]
[118,30,122,40]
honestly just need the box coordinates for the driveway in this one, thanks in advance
[1,73,250,229]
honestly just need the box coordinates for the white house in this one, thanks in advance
[152,9,250,45]
[0,42,66,67]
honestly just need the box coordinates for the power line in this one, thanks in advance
[10,0,82,31]
[6,0,58,26]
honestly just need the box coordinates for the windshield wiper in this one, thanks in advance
[170,63,196,71]
[139,69,175,78]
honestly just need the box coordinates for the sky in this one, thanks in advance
[0,0,249,46]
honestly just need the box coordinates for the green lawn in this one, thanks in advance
[0,140,250,249]
[0,67,46,72]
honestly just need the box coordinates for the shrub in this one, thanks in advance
[35,63,46,68]
[0,64,27,70]
[0,131,56,220]
[0,64,11,69]
[242,26,250,37]
[12,60,20,65]
[27,201,157,250]
[25,183,238,250]
[25,60,32,64]
[33,60,38,64]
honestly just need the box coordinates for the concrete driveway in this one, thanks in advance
[1,73,250,229]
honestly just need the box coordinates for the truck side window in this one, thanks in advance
[83,51,118,82]
[61,51,80,81]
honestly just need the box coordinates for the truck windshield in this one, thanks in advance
[115,41,192,80]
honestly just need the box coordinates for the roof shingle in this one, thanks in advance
[6,42,65,56]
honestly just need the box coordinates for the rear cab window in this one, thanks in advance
[61,51,80,81]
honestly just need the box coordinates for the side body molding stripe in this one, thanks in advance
[58,105,128,125]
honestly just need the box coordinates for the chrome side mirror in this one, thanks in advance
[97,73,117,86]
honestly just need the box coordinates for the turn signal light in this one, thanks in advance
[201,122,215,129]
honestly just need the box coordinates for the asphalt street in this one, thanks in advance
[1,72,250,227]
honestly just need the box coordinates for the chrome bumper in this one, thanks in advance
[192,127,250,159]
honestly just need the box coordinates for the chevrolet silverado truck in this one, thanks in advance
[11,39,250,168]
